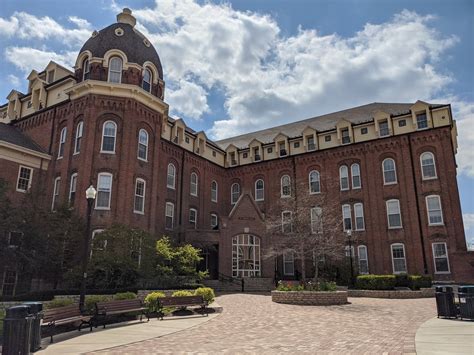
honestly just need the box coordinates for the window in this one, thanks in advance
[282,211,293,233]
[83,58,90,80]
[354,203,365,231]
[134,179,146,214]
[309,170,320,194]
[307,135,316,151]
[416,112,428,130]
[108,57,122,83]
[267,147,273,154]
[361,127,368,135]
[47,70,55,83]
[342,204,352,231]
[398,119,406,127]
[340,165,349,190]
[165,202,174,230]
[211,180,218,202]
[58,127,66,158]
[391,243,407,274]
[74,121,83,154]
[386,199,402,228]
[325,135,331,142]
[432,242,450,273]
[212,151,216,157]
[420,152,437,180]
[142,68,152,92]
[281,175,291,197]
[294,142,300,148]
[230,152,237,165]
[211,213,218,229]
[167,163,176,189]
[16,166,33,192]
[283,253,295,276]
[351,163,361,189]
[7,231,22,248]
[232,234,261,277]
[358,245,369,274]
[426,195,443,225]
[341,128,350,144]
[279,142,287,157]
[52,177,61,211]
[101,121,117,153]
[185,137,190,144]
[243,152,248,159]
[255,179,264,201]
[96,173,112,209]
[190,172,198,196]
[189,208,197,228]
[69,173,77,204]
[382,158,397,184]
[91,229,106,258]
[345,245,355,258]
[311,207,322,233]
[379,120,389,137]
[2,269,17,296]
[253,147,261,161]
[231,183,240,204]
[137,129,148,161]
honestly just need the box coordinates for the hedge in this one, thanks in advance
[0,288,139,302]
[356,274,432,290]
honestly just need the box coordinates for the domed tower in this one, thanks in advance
[75,8,165,99]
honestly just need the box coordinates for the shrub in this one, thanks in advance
[318,281,337,292]
[194,287,215,304]
[276,281,337,292]
[144,291,166,313]
[409,275,432,290]
[355,275,396,290]
[114,292,137,300]
[84,295,111,314]
[394,274,410,288]
[45,298,74,309]
[172,290,194,297]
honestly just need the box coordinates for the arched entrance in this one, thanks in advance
[232,234,261,277]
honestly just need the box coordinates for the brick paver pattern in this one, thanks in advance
[93,293,436,354]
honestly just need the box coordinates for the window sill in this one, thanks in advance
[73,152,80,156]
[388,226,403,230]
[422,177,438,181]
[100,151,116,155]
[428,223,444,227]
[383,182,398,186]
[138,158,148,162]
[167,186,176,190]
[352,187,362,190]
[434,271,451,275]
[133,211,145,215]
[309,191,321,195]
[57,157,63,160]
[15,189,27,193]
[95,207,111,211]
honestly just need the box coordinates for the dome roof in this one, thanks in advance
[79,9,163,80]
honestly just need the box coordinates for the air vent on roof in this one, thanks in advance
[115,28,124,36]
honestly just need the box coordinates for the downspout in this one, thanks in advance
[178,149,186,243]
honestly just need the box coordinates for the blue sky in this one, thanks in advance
[0,0,473,245]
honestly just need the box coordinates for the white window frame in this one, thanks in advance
[386,199,402,229]
[420,152,437,180]
[74,121,83,155]
[357,245,369,274]
[108,57,122,83]
[16,166,33,193]
[137,129,148,161]
[432,242,450,274]
[283,252,295,276]
[339,165,349,191]
[342,204,352,231]
[426,195,444,226]
[211,213,218,228]
[133,178,146,214]
[282,211,293,233]
[382,158,397,185]
[69,173,77,203]
[90,229,106,259]
[52,176,61,211]
[391,243,407,274]
[95,173,113,210]
[354,202,365,231]
[351,163,361,189]
[189,208,197,229]
[255,179,264,201]
[416,112,428,130]
[165,202,174,230]
[211,180,218,202]
[309,170,321,194]
[281,175,291,198]
[58,127,66,159]
[190,172,198,196]
[82,58,90,81]
[231,183,240,205]
[379,120,390,137]
[142,68,152,92]
[167,163,176,189]
[311,206,322,234]
[101,121,117,154]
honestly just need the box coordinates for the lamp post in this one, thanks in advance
[346,229,354,288]
[79,185,97,312]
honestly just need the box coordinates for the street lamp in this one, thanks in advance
[79,185,97,312]
[346,229,355,288]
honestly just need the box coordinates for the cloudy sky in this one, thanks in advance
[0,0,473,245]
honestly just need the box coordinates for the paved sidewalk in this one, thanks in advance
[416,317,474,354]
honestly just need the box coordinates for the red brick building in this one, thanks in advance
[1,9,472,294]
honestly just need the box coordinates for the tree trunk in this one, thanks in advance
[300,246,306,282]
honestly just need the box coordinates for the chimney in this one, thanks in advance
[117,8,136,27]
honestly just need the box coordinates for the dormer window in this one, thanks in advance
[379,120,389,137]
[47,70,55,83]
[230,152,237,166]
[279,142,287,157]
[83,58,90,81]
[416,113,428,130]
[253,147,261,161]
[108,57,122,83]
[341,128,350,144]
[307,135,315,151]
[142,68,152,92]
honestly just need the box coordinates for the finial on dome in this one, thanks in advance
[117,8,136,27]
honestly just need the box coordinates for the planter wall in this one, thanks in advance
[347,288,434,299]
[271,290,348,305]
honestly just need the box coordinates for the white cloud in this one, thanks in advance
[4,47,76,73]
[452,101,474,177]
[167,79,210,119]
[464,213,474,230]
[7,74,20,87]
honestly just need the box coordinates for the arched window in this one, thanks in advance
[420,152,437,180]
[281,175,291,197]
[108,57,122,83]
[69,173,78,204]
[189,208,197,228]
[386,199,402,228]
[74,121,83,154]
[354,203,365,231]
[351,163,361,189]
[134,178,146,214]
[96,172,113,209]
[309,170,320,194]
[190,172,198,196]
[255,179,264,201]
[167,163,176,189]
[83,58,90,81]
[382,158,397,184]
[137,129,148,161]
[58,127,67,158]
[342,204,352,231]
[211,180,218,202]
[231,183,240,205]
[101,121,117,153]
[358,245,369,274]
[52,176,61,211]
[165,202,174,230]
[339,165,349,190]
[142,68,152,92]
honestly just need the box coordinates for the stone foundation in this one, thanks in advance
[271,290,348,305]
[347,288,434,299]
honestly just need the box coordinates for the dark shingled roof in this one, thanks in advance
[79,23,163,79]
[0,123,48,154]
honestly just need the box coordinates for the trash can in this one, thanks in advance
[435,286,457,319]
[2,305,34,355]
[458,286,474,320]
[23,302,43,352]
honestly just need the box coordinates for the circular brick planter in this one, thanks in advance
[271,290,348,305]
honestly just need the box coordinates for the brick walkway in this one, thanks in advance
[93,293,436,354]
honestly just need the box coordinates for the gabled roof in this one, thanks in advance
[0,123,48,154]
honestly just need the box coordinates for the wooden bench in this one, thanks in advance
[42,304,92,343]
[95,299,149,328]
[157,295,208,320]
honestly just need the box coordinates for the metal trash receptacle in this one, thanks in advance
[435,286,457,318]
[23,302,44,352]
[2,304,33,355]
[458,286,474,321]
